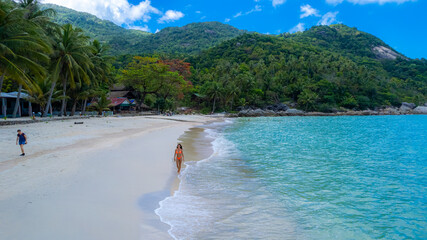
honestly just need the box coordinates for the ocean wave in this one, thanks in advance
[155,120,235,239]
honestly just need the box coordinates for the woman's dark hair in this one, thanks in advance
[177,143,183,149]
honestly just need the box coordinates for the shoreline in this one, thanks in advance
[155,119,227,239]
[226,108,427,118]
[0,115,217,240]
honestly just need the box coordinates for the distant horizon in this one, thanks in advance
[41,0,426,59]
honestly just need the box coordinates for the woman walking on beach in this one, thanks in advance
[174,144,184,173]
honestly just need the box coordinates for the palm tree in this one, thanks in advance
[44,24,94,117]
[18,0,56,29]
[0,0,49,96]
[90,39,111,84]
[89,94,111,115]
[206,81,222,113]
[226,83,240,111]
[26,77,61,116]
[78,88,98,115]
[12,0,55,118]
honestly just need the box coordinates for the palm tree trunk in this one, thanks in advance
[82,98,87,115]
[60,80,67,116]
[12,84,22,118]
[49,102,53,116]
[70,99,77,116]
[212,97,216,114]
[43,81,56,117]
[0,72,5,96]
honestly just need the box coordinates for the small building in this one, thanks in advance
[108,97,133,112]
[108,85,151,112]
[1,92,33,117]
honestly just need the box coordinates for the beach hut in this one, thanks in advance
[108,97,132,112]
[0,92,32,117]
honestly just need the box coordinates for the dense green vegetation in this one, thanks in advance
[41,3,151,56]
[0,0,114,117]
[43,4,245,56]
[2,1,426,116]
[188,29,426,112]
[0,0,192,117]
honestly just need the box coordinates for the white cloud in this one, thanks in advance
[318,11,339,25]
[300,4,320,18]
[158,10,185,23]
[42,0,161,25]
[289,23,305,33]
[234,12,243,18]
[326,0,344,4]
[195,11,201,14]
[229,5,262,21]
[247,5,262,14]
[155,29,160,33]
[225,18,231,22]
[129,25,150,32]
[272,0,286,7]
[326,0,414,5]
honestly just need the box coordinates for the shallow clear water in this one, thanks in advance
[157,116,427,239]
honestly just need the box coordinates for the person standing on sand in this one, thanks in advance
[174,144,184,173]
[16,129,27,156]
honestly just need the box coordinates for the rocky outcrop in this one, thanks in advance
[227,103,426,118]
[285,109,305,115]
[413,106,427,114]
[398,102,417,114]
[238,108,277,117]
[381,107,400,115]
[372,46,401,60]
[264,103,288,112]
[401,102,416,109]
[236,105,305,117]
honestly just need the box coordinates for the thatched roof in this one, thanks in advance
[111,84,126,91]
[108,91,129,98]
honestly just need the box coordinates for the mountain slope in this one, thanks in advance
[133,22,246,55]
[42,4,245,55]
[41,4,151,55]
[189,31,426,111]
[282,24,404,61]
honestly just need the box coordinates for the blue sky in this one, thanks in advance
[43,0,426,59]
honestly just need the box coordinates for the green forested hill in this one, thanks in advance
[189,32,426,111]
[42,4,245,55]
[40,4,427,112]
[134,22,246,55]
[282,24,403,61]
[41,4,152,55]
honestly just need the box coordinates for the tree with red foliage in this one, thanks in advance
[159,59,192,81]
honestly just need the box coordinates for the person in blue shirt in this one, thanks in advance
[16,129,27,156]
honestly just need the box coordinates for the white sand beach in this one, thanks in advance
[0,115,216,240]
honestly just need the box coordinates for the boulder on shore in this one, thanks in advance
[285,109,305,115]
[401,102,416,109]
[265,103,289,112]
[381,107,399,115]
[399,102,416,114]
[238,108,267,117]
[413,106,427,114]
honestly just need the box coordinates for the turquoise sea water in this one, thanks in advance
[157,116,427,239]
